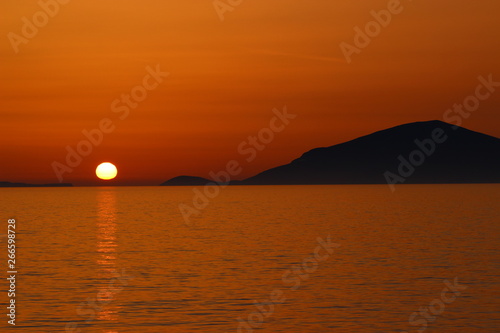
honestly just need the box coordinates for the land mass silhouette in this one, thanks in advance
[161,176,215,186]
[0,182,73,188]
[160,120,500,186]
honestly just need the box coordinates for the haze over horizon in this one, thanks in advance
[1,1,499,186]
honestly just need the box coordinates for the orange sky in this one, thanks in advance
[1,0,499,185]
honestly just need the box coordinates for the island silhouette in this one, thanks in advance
[2,121,498,187]
[161,120,500,186]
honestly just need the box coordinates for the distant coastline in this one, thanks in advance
[4,121,499,188]
[0,182,73,188]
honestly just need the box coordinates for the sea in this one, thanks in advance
[0,184,499,332]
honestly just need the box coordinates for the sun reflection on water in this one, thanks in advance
[96,189,120,322]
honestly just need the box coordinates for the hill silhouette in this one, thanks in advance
[161,176,212,186]
[161,121,500,186]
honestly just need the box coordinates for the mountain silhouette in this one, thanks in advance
[161,121,500,186]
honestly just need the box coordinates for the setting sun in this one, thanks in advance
[96,162,118,180]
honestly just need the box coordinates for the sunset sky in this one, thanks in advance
[1,0,499,185]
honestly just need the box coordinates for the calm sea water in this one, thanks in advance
[0,185,499,332]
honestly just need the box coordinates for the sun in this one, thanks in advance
[96,162,118,180]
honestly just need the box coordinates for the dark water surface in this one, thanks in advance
[0,185,498,332]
